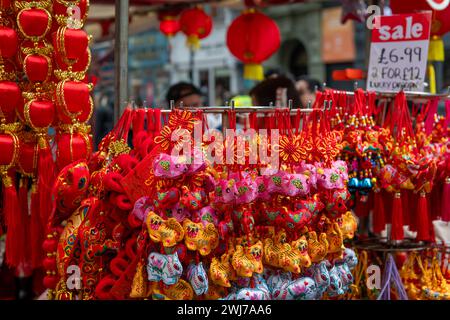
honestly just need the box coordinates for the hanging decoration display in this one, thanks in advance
[0,0,94,289]
[179,6,212,50]
[226,9,281,81]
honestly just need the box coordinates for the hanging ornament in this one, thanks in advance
[158,9,181,38]
[226,9,280,81]
[179,7,212,50]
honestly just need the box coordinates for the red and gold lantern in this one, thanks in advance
[226,9,281,81]
[158,9,181,37]
[23,54,52,83]
[0,81,21,122]
[179,7,212,50]
[55,80,93,124]
[16,8,52,41]
[56,131,92,170]
[0,26,18,58]
[52,27,89,65]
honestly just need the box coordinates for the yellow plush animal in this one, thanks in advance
[232,241,263,277]
[209,249,236,287]
[291,236,312,268]
[307,231,329,263]
[339,211,358,239]
[183,219,219,255]
[146,212,184,247]
[326,221,345,260]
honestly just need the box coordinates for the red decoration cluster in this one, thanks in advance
[0,0,94,295]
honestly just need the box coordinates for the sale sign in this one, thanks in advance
[367,12,432,92]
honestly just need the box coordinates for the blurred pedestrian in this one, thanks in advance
[295,75,321,108]
[166,82,203,108]
[250,75,300,108]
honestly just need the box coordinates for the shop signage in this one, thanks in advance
[367,12,431,92]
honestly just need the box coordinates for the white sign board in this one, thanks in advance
[367,12,432,92]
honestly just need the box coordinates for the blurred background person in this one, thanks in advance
[166,82,222,130]
[166,82,203,107]
[249,75,300,129]
[250,75,300,107]
[295,75,321,108]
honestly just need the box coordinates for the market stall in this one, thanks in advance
[0,0,449,301]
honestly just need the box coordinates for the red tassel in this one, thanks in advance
[416,191,432,242]
[372,190,386,234]
[3,173,24,267]
[409,192,418,232]
[390,192,404,241]
[442,177,450,222]
[37,143,55,227]
[354,193,370,218]
[18,178,32,264]
[401,190,410,227]
[31,186,44,268]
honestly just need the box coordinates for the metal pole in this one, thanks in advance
[114,0,129,124]
[189,49,195,83]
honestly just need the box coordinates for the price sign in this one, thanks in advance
[367,12,431,92]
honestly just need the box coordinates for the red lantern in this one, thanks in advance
[0,81,21,122]
[17,99,56,130]
[17,132,38,176]
[55,48,91,73]
[158,9,181,37]
[55,80,92,124]
[23,54,52,83]
[52,27,89,64]
[17,8,52,41]
[226,9,281,81]
[0,26,18,59]
[56,132,92,169]
[0,133,17,167]
[179,7,212,50]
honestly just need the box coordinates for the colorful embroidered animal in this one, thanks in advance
[147,252,183,285]
[335,262,353,292]
[146,212,184,247]
[209,249,236,287]
[163,202,189,222]
[183,219,219,255]
[187,262,208,296]
[282,173,310,197]
[192,205,219,227]
[291,236,312,268]
[272,276,317,300]
[307,232,329,263]
[305,260,330,297]
[326,265,345,297]
[325,221,345,259]
[214,179,238,204]
[235,177,258,204]
[231,241,263,277]
[180,186,207,211]
[255,175,271,201]
[263,237,301,274]
[153,153,187,178]
[153,187,180,209]
[339,211,358,240]
[152,279,194,300]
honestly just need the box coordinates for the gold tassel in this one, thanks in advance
[130,261,147,299]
